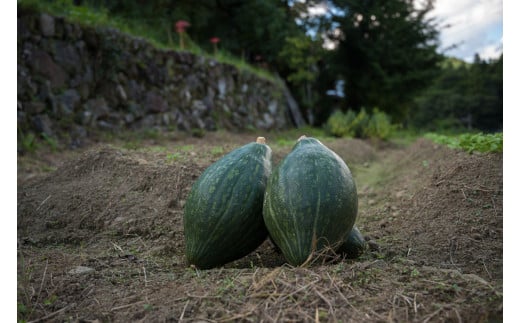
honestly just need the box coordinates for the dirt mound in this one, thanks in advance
[18,146,204,249]
[325,137,377,165]
[17,135,502,322]
[358,139,502,280]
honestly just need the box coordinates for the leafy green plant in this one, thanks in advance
[457,133,503,153]
[18,130,38,153]
[179,145,194,152]
[351,108,370,137]
[364,108,395,140]
[325,108,396,140]
[18,302,28,317]
[122,141,140,150]
[43,295,58,306]
[41,133,59,152]
[424,132,502,153]
[142,128,160,140]
[166,152,182,162]
[18,130,59,153]
[217,277,236,295]
[325,110,356,137]
[191,128,206,138]
[210,146,224,156]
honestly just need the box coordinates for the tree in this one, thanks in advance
[279,34,324,123]
[324,0,442,121]
[411,55,503,132]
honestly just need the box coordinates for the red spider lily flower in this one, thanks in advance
[175,20,190,33]
[210,37,220,55]
[175,20,190,49]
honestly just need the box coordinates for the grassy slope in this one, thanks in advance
[17,0,279,83]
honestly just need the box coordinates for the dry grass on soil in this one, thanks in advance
[17,131,502,322]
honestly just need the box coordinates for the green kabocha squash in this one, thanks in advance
[337,225,366,259]
[263,136,358,266]
[184,137,272,269]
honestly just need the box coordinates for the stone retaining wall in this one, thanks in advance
[17,7,293,149]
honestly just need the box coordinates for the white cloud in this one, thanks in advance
[307,3,327,17]
[425,0,503,61]
[466,38,503,61]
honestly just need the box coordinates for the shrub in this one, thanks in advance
[325,108,396,140]
[351,108,370,138]
[364,108,395,140]
[325,110,356,137]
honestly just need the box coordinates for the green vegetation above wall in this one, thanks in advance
[17,0,280,83]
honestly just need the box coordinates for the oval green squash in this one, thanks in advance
[263,136,358,266]
[337,225,366,259]
[184,137,272,269]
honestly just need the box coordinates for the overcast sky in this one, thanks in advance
[424,0,503,62]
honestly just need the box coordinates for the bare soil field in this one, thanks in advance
[17,130,503,322]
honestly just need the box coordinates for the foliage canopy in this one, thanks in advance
[323,0,442,121]
[412,54,503,132]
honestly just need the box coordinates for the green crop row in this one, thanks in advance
[424,132,503,153]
